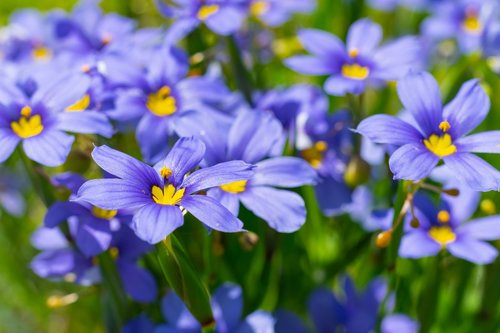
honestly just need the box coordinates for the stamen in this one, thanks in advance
[462,10,482,33]
[437,210,450,223]
[341,63,370,80]
[439,120,451,132]
[220,180,248,193]
[197,5,220,20]
[423,134,457,158]
[92,206,118,220]
[152,184,185,205]
[301,141,328,168]
[348,48,359,58]
[146,86,177,117]
[32,46,51,60]
[428,226,456,247]
[250,1,270,16]
[160,167,173,179]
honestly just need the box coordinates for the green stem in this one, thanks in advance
[155,235,215,328]
[98,251,128,333]
[19,150,55,207]
[227,36,254,106]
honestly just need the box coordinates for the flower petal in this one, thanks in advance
[236,311,275,333]
[76,217,113,257]
[207,188,240,216]
[399,231,441,258]
[347,19,382,54]
[91,145,161,187]
[22,130,74,167]
[162,137,206,186]
[298,29,345,57]
[240,186,306,232]
[136,113,171,164]
[161,291,200,330]
[396,71,442,137]
[76,179,151,210]
[0,129,20,163]
[443,79,490,138]
[44,201,89,228]
[307,288,343,333]
[252,157,317,188]
[56,111,114,138]
[32,73,91,112]
[181,195,243,232]
[448,237,498,264]
[117,260,157,303]
[182,160,254,195]
[388,143,439,181]
[456,131,500,154]
[443,153,500,191]
[212,283,243,333]
[356,114,422,146]
[284,56,336,75]
[381,314,419,333]
[132,204,183,244]
[457,216,500,241]
[324,75,366,96]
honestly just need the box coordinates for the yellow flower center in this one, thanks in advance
[437,210,450,223]
[480,199,496,215]
[146,86,177,117]
[32,46,51,60]
[152,184,185,205]
[220,180,248,193]
[462,12,482,33]
[66,94,90,112]
[341,63,370,80]
[197,4,220,20]
[428,226,456,247]
[423,134,457,158]
[301,141,328,168]
[10,106,44,139]
[250,1,270,16]
[91,206,118,220]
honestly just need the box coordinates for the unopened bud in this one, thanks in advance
[443,188,460,197]
[344,156,371,188]
[239,232,259,251]
[410,217,420,228]
[376,230,392,248]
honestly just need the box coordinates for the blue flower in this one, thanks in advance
[357,71,500,191]
[0,71,113,166]
[179,110,317,232]
[156,283,275,333]
[75,137,253,244]
[400,189,500,264]
[31,224,158,302]
[285,18,422,96]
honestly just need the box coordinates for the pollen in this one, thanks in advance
[109,247,119,259]
[250,1,270,16]
[197,4,220,21]
[348,48,359,58]
[220,180,248,193]
[146,86,177,117]
[428,226,456,247]
[480,199,496,215]
[32,46,51,60]
[160,166,173,179]
[101,34,113,45]
[462,11,482,33]
[91,206,118,220]
[341,63,369,80]
[437,210,450,223]
[11,107,44,139]
[439,120,451,132]
[423,134,457,158]
[152,184,185,206]
[66,94,90,112]
[301,141,328,168]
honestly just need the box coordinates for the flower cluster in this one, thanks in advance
[1,0,500,332]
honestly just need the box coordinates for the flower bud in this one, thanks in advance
[443,188,460,196]
[410,217,420,228]
[239,232,259,251]
[344,156,371,188]
[376,230,392,248]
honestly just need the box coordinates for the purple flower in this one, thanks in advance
[422,0,499,54]
[275,276,419,333]
[400,191,500,264]
[357,71,500,191]
[155,0,248,36]
[30,224,157,302]
[75,137,253,244]
[285,18,422,96]
[156,283,275,333]
[106,45,230,163]
[45,172,131,257]
[178,110,317,232]
[0,71,113,166]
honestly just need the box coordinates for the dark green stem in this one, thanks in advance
[227,36,254,106]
